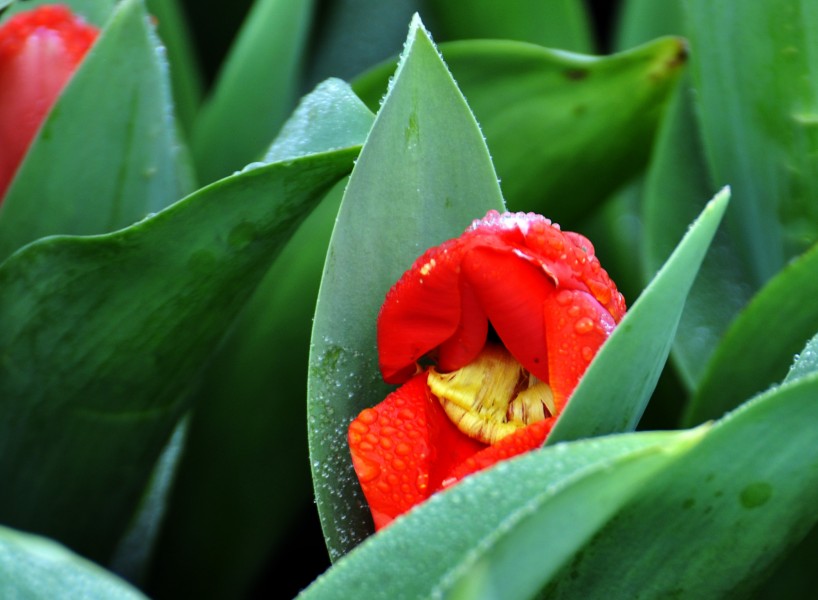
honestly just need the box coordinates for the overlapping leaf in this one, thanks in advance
[0,0,192,262]
[307,16,505,561]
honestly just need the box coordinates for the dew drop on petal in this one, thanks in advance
[355,457,381,483]
[417,473,429,492]
[575,317,595,335]
[395,442,412,456]
[582,346,594,361]
[556,290,574,305]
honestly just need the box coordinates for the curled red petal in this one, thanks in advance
[348,373,484,529]
[437,276,488,372]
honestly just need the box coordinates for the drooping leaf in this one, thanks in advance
[0,144,358,562]
[191,0,315,182]
[354,37,686,225]
[299,430,703,600]
[149,79,374,600]
[684,240,818,425]
[683,0,818,284]
[0,0,192,262]
[0,526,146,599]
[307,15,505,561]
[547,188,729,444]
[547,372,818,598]
[423,0,594,53]
[643,86,752,389]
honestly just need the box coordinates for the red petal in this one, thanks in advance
[543,288,616,410]
[461,245,553,383]
[440,417,555,488]
[377,238,468,384]
[437,277,488,372]
[348,373,484,529]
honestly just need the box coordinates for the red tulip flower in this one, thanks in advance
[349,210,626,530]
[0,5,99,201]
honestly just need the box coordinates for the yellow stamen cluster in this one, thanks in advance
[427,344,555,444]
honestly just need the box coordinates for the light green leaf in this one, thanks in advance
[0,145,357,562]
[354,37,686,225]
[547,373,818,598]
[0,526,146,599]
[547,188,730,444]
[684,240,818,425]
[307,15,505,561]
[0,0,192,262]
[423,0,594,53]
[149,79,374,600]
[785,331,818,384]
[643,86,752,389]
[299,430,703,600]
[683,0,818,284]
[191,0,315,183]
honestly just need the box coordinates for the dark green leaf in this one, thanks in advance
[0,526,146,599]
[300,430,702,600]
[423,0,593,53]
[683,0,818,283]
[0,0,192,262]
[547,188,730,444]
[0,145,357,562]
[191,0,315,182]
[307,15,505,561]
[354,37,686,225]
[547,372,818,598]
[684,240,818,425]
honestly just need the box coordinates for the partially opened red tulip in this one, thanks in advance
[349,210,626,530]
[0,5,99,201]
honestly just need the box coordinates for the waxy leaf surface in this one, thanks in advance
[308,16,504,561]
[0,0,191,262]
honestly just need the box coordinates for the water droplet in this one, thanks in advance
[574,317,594,335]
[359,408,378,425]
[416,473,429,491]
[740,482,772,509]
[556,290,573,305]
[392,458,407,471]
[379,437,393,449]
[581,346,594,361]
[568,305,581,317]
[355,457,381,483]
[395,442,412,456]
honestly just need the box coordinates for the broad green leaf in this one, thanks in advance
[547,372,818,598]
[149,80,374,600]
[299,430,703,600]
[0,0,15,12]
[191,0,315,183]
[423,0,593,53]
[354,37,686,225]
[684,240,818,425]
[145,0,203,138]
[683,0,818,284]
[308,15,505,561]
[0,0,192,262]
[547,188,730,444]
[0,526,146,599]
[0,146,357,562]
[785,331,818,384]
[1,0,114,24]
[643,86,752,389]
[615,0,684,49]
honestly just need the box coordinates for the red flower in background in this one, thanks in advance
[349,210,626,530]
[0,5,98,201]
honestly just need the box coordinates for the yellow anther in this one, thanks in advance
[427,344,555,444]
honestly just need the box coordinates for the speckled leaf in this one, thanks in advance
[300,430,703,600]
[546,372,818,598]
[547,188,729,444]
[307,16,505,561]
[0,141,357,561]
[0,526,146,599]
[0,0,192,262]
[354,37,685,225]
[684,240,818,425]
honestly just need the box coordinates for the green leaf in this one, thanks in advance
[145,0,204,137]
[0,526,146,599]
[299,430,703,600]
[547,188,730,444]
[0,147,357,562]
[423,0,594,53]
[785,331,818,384]
[354,37,686,225]
[0,0,15,12]
[547,372,818,598]
[0,0,192,262]
[307,15,505,561]
[191,0,315,183]
[642,86,753,389]
[684,240,818,425]
[615,0,684,49]
[683,0,818,284]
[149,79,374,600]
[1,0,114,25]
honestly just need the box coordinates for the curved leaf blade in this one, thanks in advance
[0,0,192,262]
[547,188,730,444]
[307,15,505,561]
